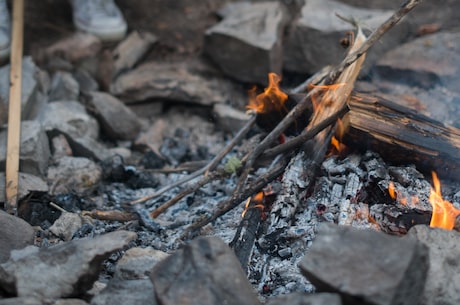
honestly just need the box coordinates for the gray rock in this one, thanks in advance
[283,0,407,75]
[265,292,343,305]
[84,91,142,141]
[38,100,99,140]
[151,236,261,305]
[0,298,44,305]
[112,31,157,80]
[49,71,80,102]
[374,31,460,90]
[53,300,89,305]
[0,211,35,264]
[212,104,251,133]
[204,2,288,85]
[114,247,168,280]
[47,156,102,195]
[49,212,83,241]
[407,225,460,305]
[0,172,48,204]
[43,32,102,63]
[72,68,99,93]
[66,136,113,161]
[0,230,136,299]
[90,279,156,305]
[0,120,51,176]
[0,57,41,126]
[110,60,245,105]
[299,223,428,305]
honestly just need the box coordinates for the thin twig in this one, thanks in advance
[262,104,349,159]
[129,115,256,205]
[181,155,290,239]
[150,169,226,218]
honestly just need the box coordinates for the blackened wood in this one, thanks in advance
[230,201,263,273]
[345,92,460,180]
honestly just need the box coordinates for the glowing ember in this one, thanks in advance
[247,72,288,114]
[429,171,460,230]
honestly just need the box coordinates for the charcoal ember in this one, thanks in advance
[0,211,35,264]
[408,225,460,305]
[265,292,342,305]
[299,223,428,305]
[140,151,167,169]
[101,155,159,189]
[18,192,61,228]
[370,204,432,235]
[0,230,137,299]
[159,137,190,165]
[388,166,424,187]
[151,236,261,305]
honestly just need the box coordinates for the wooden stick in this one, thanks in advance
[5,0,24,214]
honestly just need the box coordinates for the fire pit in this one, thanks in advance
[1,0,460,305]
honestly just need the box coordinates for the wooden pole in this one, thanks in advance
[5,0,24,214]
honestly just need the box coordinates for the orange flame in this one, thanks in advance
[429,171,460,229]
[242,192,265,218]
[247,73,288,114]
[388,181,396,200]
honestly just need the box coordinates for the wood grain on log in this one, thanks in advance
[344,92,460,180]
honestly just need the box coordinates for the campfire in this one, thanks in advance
[2,0,460,304]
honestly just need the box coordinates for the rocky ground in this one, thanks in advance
[1,0,460,305]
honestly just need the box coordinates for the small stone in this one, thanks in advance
[49,212,83,241]
[375,32,460,91]
[0,211,35,264]
[0,230,137,299]
[151,236,261,305]
[90,279,156,305]
[53,300,89,305]
[299,223,428,305]
[47,156,102,195]
[283,0,406,75]
[38,100,99,140]
[48,71,80,102]
[114,247,168,280]
[204,2,288,85]
[112,31,157,79]
[110,60,244,105]
[0,120,51,176]
[265,292,342,305]
[0,298,44,305]
[407,225,460,305]
[44,32,102,63]
[212,104,251,133]
[0,172,48,204]
[0,57,41,125]
[84,91,142,141]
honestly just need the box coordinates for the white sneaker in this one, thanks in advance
[0,0,10,61]
[70,0,127,41]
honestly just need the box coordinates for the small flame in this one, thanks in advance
[429,171,460,230]
[242,192,265,218]
[247,73,288,114]
[388,181,396,200]
[330,118,347,154]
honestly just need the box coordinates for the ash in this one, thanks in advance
[47,119,460,300]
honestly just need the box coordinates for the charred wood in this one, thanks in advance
[344,92,460,180]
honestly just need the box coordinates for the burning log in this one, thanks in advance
[343,92,460,180]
